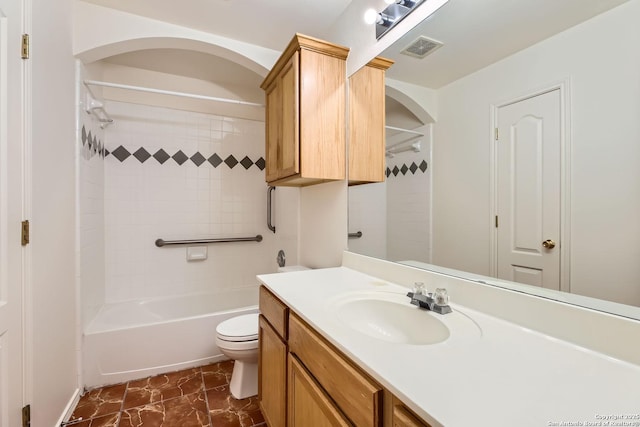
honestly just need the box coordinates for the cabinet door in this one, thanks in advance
[265,81,281,183]
[259,315,287,427]
[288,355,352,427]
[392,405,431,427]
[278,51,300,180]
[264,51,299,182]
[289,314,381,427]
[348,64,385,183]
[348,57,393,185]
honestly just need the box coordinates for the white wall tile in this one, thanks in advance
[102,101,277,303]
[78,78,106,328]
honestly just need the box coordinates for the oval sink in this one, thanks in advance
[335,295,450,345]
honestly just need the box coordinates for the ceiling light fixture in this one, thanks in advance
[364,8,383,25]
[367,0,446,40]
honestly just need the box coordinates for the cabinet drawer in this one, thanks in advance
[289,314,382,427]
[259,286,288,339]
[392,405,431,427]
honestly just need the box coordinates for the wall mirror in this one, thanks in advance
[348,0,640,320]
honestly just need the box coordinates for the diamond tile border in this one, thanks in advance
[104,144,265,171]
[386,160,428,178]
[80,125,106,161]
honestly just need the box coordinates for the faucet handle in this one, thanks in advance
[433,288,449,306]
[413,282,426,296]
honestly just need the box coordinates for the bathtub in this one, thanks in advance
[83,287,258,388]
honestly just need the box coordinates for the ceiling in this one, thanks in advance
[383,0,630,89]
[84,0,631,93]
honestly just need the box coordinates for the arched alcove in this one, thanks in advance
[385,85,435,126]
[76,37,270,79]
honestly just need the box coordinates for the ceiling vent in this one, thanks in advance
[400,36,443,59]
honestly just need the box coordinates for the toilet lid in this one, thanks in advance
[216,313,259,342]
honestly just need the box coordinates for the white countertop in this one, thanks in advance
[258,267,640,427]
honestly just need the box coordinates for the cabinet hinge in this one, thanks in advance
[495,215,499,228]
[21,220,29,246]
[22,404,31,427]
[494,128,499,141]
[21,34,29,59]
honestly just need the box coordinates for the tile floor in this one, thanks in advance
[62,360,265,427]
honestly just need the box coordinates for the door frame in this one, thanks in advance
[0,0,30,423]
[489,79,572,293]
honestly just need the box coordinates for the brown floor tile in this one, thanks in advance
[123,367,203,410]
[119,392,210,427]
[66,413,119,427]
[163,393,210,427]
[202,360,233,390]
[209,411,243,427]
[69,383,127,421]
[207,384,262,427]
[118,401,165,427]
[209,409,264,427]
[239,409,264,426]
[67,362,264,427]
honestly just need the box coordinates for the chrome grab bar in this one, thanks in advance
[155,235,263,247]
[267,186,276,233]
[348,231,363,238]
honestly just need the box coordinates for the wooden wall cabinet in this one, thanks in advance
[260,34,350,187]
[258,286,433,427]
[348,57,394,185]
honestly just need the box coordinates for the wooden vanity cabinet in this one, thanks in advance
[260,34,350,187]
[348,56,394,185]
[392,405,432,427]
[258,285,432,427]
[258,287,289,427]
[289,313,382,427]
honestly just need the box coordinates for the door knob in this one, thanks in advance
[542,239,556,249]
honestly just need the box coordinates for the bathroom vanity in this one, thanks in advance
[257,253,640,427]
[258,284,429,427]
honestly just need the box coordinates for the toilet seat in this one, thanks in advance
[216,313,259,342]
[215,337,258,351]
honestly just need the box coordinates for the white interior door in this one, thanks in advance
[496,89,561,289]
[0,0,24,425]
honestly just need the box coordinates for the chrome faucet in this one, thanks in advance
[407,283,452,314]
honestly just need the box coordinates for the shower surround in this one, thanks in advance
[102,100,272,302]
[77,85,277,387]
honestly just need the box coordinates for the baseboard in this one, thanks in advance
[55,388,81,427]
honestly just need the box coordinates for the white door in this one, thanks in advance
[0,0,24,425]
[496,89,561,289]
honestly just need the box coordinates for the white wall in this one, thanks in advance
[433,1,640,305]
[30,0,79,423]
[348,182,387,259]
[73,1,278,76]
[299,181,348,268]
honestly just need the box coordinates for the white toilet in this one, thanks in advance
[216,312,260,399]
[216,265,309,399]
